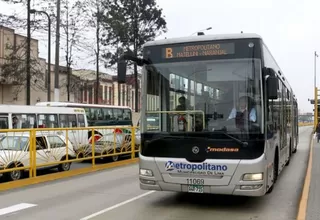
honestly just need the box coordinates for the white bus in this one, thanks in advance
[35,102,134,126]
[0,105,88,153]
[117,33,299,197]
[35,102,141,160]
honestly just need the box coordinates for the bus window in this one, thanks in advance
[12,114,36,129]
[68,114,77,127]
[59,114,68,128]
[77,114,86,127]
[59,114,77,127]
[38,114,58,128]
[113,109,123,120]
[102,108,112,120]
[0,117,8,129]
[123,109,132,120]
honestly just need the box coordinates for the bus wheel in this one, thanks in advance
[285,144,291,166]
[267,153,278,194]
[292,141,297,153]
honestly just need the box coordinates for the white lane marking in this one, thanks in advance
[80,191,155,220]
[0,203,37,216]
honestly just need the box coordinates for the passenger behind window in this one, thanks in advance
[12,116,19,129]
[227,96,257,125]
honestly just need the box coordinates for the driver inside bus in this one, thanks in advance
[175,96,191,111]
[227,96,257,123]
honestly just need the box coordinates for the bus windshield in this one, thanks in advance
[143,58,263,134]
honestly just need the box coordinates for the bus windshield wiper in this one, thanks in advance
[212,131,248,147]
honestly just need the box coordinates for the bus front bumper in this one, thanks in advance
[139,177,266,197]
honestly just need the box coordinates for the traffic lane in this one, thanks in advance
[85,126,313,220]
[0,155,128,183]
[0,163,146,220]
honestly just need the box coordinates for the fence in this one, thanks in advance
[0,123,311,183]
[299,122,313,127]
[0,126,139,182]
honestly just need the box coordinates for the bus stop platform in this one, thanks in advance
[304,134,320,220]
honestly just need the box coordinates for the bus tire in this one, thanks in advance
[285,142,292,166]
[292,141,297,153]
[267,150,279,194]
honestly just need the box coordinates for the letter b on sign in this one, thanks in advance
[166,48,173,58]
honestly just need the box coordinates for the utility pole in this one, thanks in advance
[47,14,51,102]
[54,0,61,101]
[66,0,70,101]
[26,0,31,105]
[95,0,100,104]
[29,9,51,101]
[132,0,139,112]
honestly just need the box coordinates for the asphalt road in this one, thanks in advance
[0,154,129,183]
[0,126,312,220]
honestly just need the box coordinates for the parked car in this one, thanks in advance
[0,132,76,181]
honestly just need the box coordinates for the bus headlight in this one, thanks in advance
[242,173,263,181]
[140,169,153,177]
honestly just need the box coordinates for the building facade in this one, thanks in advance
[72,69,141,112]
[0,25,79,105]
[0,26,142,111]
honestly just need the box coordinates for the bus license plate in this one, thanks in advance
[188,185,204,193]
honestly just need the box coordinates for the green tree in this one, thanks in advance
[0,39,46,99]
[99,0,167,111]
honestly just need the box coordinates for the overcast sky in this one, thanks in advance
[1,0,319,113]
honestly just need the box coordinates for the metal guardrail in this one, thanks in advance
[299,122,314,127]
[0,123,310,183]
[0,126,140,182]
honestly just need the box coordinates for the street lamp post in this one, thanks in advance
[30,9,51,102]
[190,27,212,36]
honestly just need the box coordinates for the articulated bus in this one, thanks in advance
[117,33,299,196]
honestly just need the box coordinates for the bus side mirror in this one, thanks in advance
[117,59,127,84]
[267,76,278,99]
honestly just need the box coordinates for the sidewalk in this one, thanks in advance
[305,132,320,220]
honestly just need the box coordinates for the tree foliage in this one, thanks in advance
[99,0,167,67]
[0,39,46,98]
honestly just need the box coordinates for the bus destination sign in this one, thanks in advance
[163,42,235,59]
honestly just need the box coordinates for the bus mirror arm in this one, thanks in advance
[117,54,150,84]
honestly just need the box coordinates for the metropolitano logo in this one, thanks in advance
[164,161,228,172]
[165,161,175,171]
